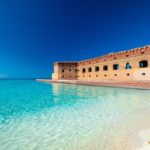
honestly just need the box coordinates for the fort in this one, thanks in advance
[34,45,150,89]
[52,45,150,82]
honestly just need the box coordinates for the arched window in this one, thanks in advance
[82,68,86,73]
[125,63,131,69]
[95,66,99,72]
[88,67,92,72]
[113,64,119,70]
[139,60,148,68]
[103,65,108,71]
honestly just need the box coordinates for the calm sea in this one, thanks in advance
[0,80,150,150]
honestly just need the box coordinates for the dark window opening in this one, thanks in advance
[69,69,71,72]
[62,76,64,78]
[95,66,99,72]
[62,70,64,72]
[142,73,146,76]
[139,60,148,68]
[141,52,144,54]
[113,64,119,70]
[75,69,77,72]
[104,74,107,77]
[88,67,92,72]
[96,75,98,77]
[125,63,131,69]
[82,68,86,73]
[103,65,108,71]
[114,74,117,76]
[127,73,130,76]
[126,55,129,57]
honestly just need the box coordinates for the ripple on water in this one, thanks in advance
[0,80,150,150]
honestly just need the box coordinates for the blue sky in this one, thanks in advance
[0,0,150,78]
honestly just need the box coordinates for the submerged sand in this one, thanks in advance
[36,79,150,150]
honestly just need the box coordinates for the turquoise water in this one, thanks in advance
[0,80,150,150]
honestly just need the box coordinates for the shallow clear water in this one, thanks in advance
[0,80,150,150]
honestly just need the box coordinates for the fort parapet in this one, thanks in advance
[52,45,150,82]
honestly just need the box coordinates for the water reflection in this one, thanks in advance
[51,83,150,111]
[1,81,150,150]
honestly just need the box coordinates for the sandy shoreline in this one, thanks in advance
[36,79,150,90]
[136,129,150,150]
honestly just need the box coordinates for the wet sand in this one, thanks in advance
[36,79,150,90]
[136,129,150,150]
